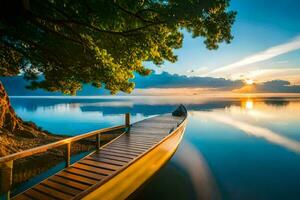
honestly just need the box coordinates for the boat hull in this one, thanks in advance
[82,120,187,200]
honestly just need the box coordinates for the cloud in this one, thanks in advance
[134,71,243,89]
[206,36,300,76]
[2,72,300,96]
[273,60,289,64]
[231,68,300,84]
[258,80,300,92]
[234,80,300,93]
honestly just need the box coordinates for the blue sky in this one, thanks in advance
[148,0,300,84]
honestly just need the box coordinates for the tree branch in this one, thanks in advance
[29,2,164,37]
[113,2,157,24]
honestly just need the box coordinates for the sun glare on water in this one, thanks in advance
[245,100,254,109]
[241,99,254,110]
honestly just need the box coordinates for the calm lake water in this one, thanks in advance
[10,96,300,200]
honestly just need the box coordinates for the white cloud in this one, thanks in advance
[274,60,289,64]
[205,36,300,76]
[231,68,300,84]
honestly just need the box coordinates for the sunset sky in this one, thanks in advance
[148,0,300,85]
[2,0,300,96]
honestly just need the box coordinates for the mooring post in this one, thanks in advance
[65,143,71,168]
[125,113,130,127]
[96,133,101,150]
[0,160,13,200]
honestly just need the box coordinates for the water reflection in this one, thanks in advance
[10,96,241,134]
[174,141,221,200]
[264,99,290,107]
[195,111,300,155]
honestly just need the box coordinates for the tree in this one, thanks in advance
[0,0,236,134]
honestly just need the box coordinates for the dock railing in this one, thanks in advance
[0,113,130,199]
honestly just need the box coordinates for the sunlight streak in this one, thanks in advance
[206,36,300,76]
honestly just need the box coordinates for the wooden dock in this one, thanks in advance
[1,106,187,200]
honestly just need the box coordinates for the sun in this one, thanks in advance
[245,79,254,85]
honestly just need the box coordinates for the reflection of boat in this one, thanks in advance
[11,105,187,200]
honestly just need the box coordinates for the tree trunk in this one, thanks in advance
[0,81,46,137]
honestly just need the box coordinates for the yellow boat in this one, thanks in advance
[9,105,187,200]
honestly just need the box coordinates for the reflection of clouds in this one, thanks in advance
[196,112,300,154]
[80,101,134,107]
[174,141,221,200]
[48,103,73,112]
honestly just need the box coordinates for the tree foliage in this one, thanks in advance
[0,0,236,94]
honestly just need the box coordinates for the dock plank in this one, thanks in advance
[91,153,132,162]
[49,175,88,191]
[86,156,127,166]
[56,171,98,185]
[97,150,136,159]
[25,188,56,200]
[113,140,157,146]
[12,194,32,200]
[72,163,114,176]
[41,180,82,196]
[107,143,150,150]
[79,159,121,171]
[115,138,160,144]
[34,184,74,200]
[104,146,146,154]
[65,167,106,180]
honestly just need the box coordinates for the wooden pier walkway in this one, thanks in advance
[3,108,187,200]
